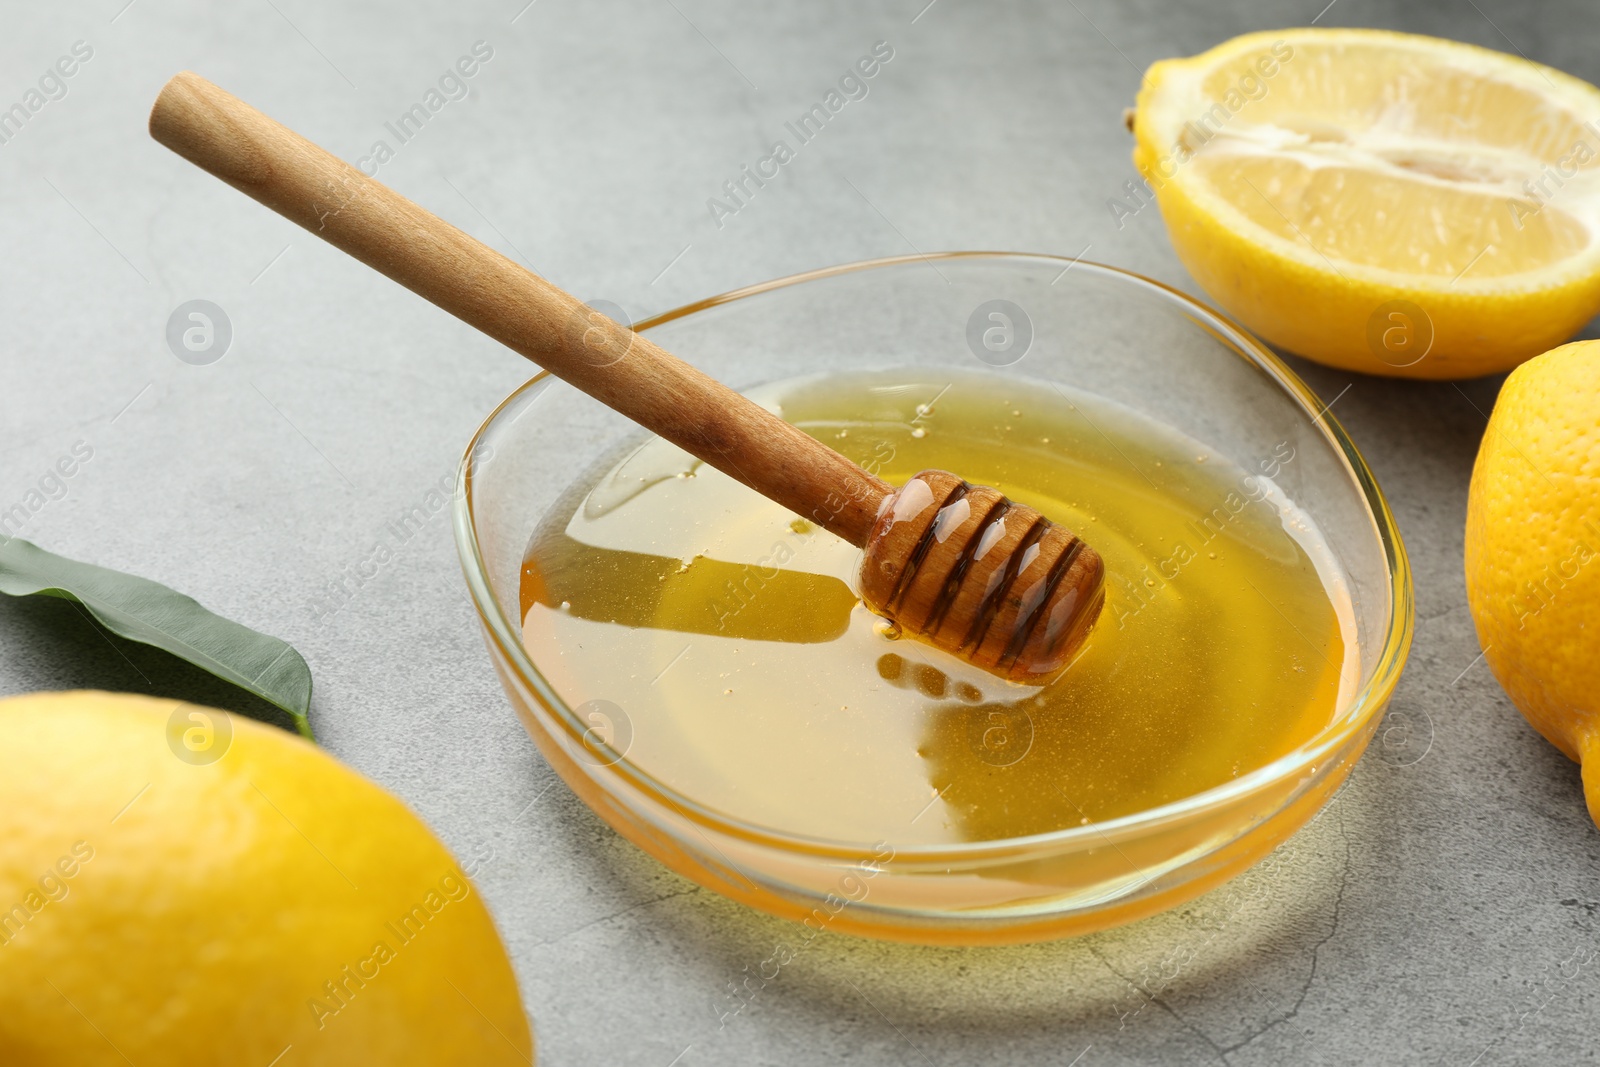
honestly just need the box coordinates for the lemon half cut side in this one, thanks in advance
[1133,28,1600,379]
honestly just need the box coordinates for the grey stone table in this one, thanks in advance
[3,1,1597,1063]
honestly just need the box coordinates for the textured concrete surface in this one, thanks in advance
[3,1,1599,1063]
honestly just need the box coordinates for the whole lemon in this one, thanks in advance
[0,691,533,1065]
[1465,343,1600,821]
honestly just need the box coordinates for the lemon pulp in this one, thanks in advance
[520,369,1352,845]
[1179,37,1600,277]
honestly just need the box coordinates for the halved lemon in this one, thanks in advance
[1132,29,1600,378]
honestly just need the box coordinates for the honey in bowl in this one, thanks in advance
[519,368,1356,846]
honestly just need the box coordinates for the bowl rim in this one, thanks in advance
[454,251,1414,863]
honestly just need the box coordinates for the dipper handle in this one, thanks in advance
[147,71,892,546]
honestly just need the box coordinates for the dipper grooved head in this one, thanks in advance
[859,470,1105,683]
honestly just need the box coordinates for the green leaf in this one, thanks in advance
[0,536,314,739]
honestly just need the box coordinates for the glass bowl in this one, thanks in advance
[454,253,1412,945]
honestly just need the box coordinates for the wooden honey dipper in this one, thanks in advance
[149,72,1105,683]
